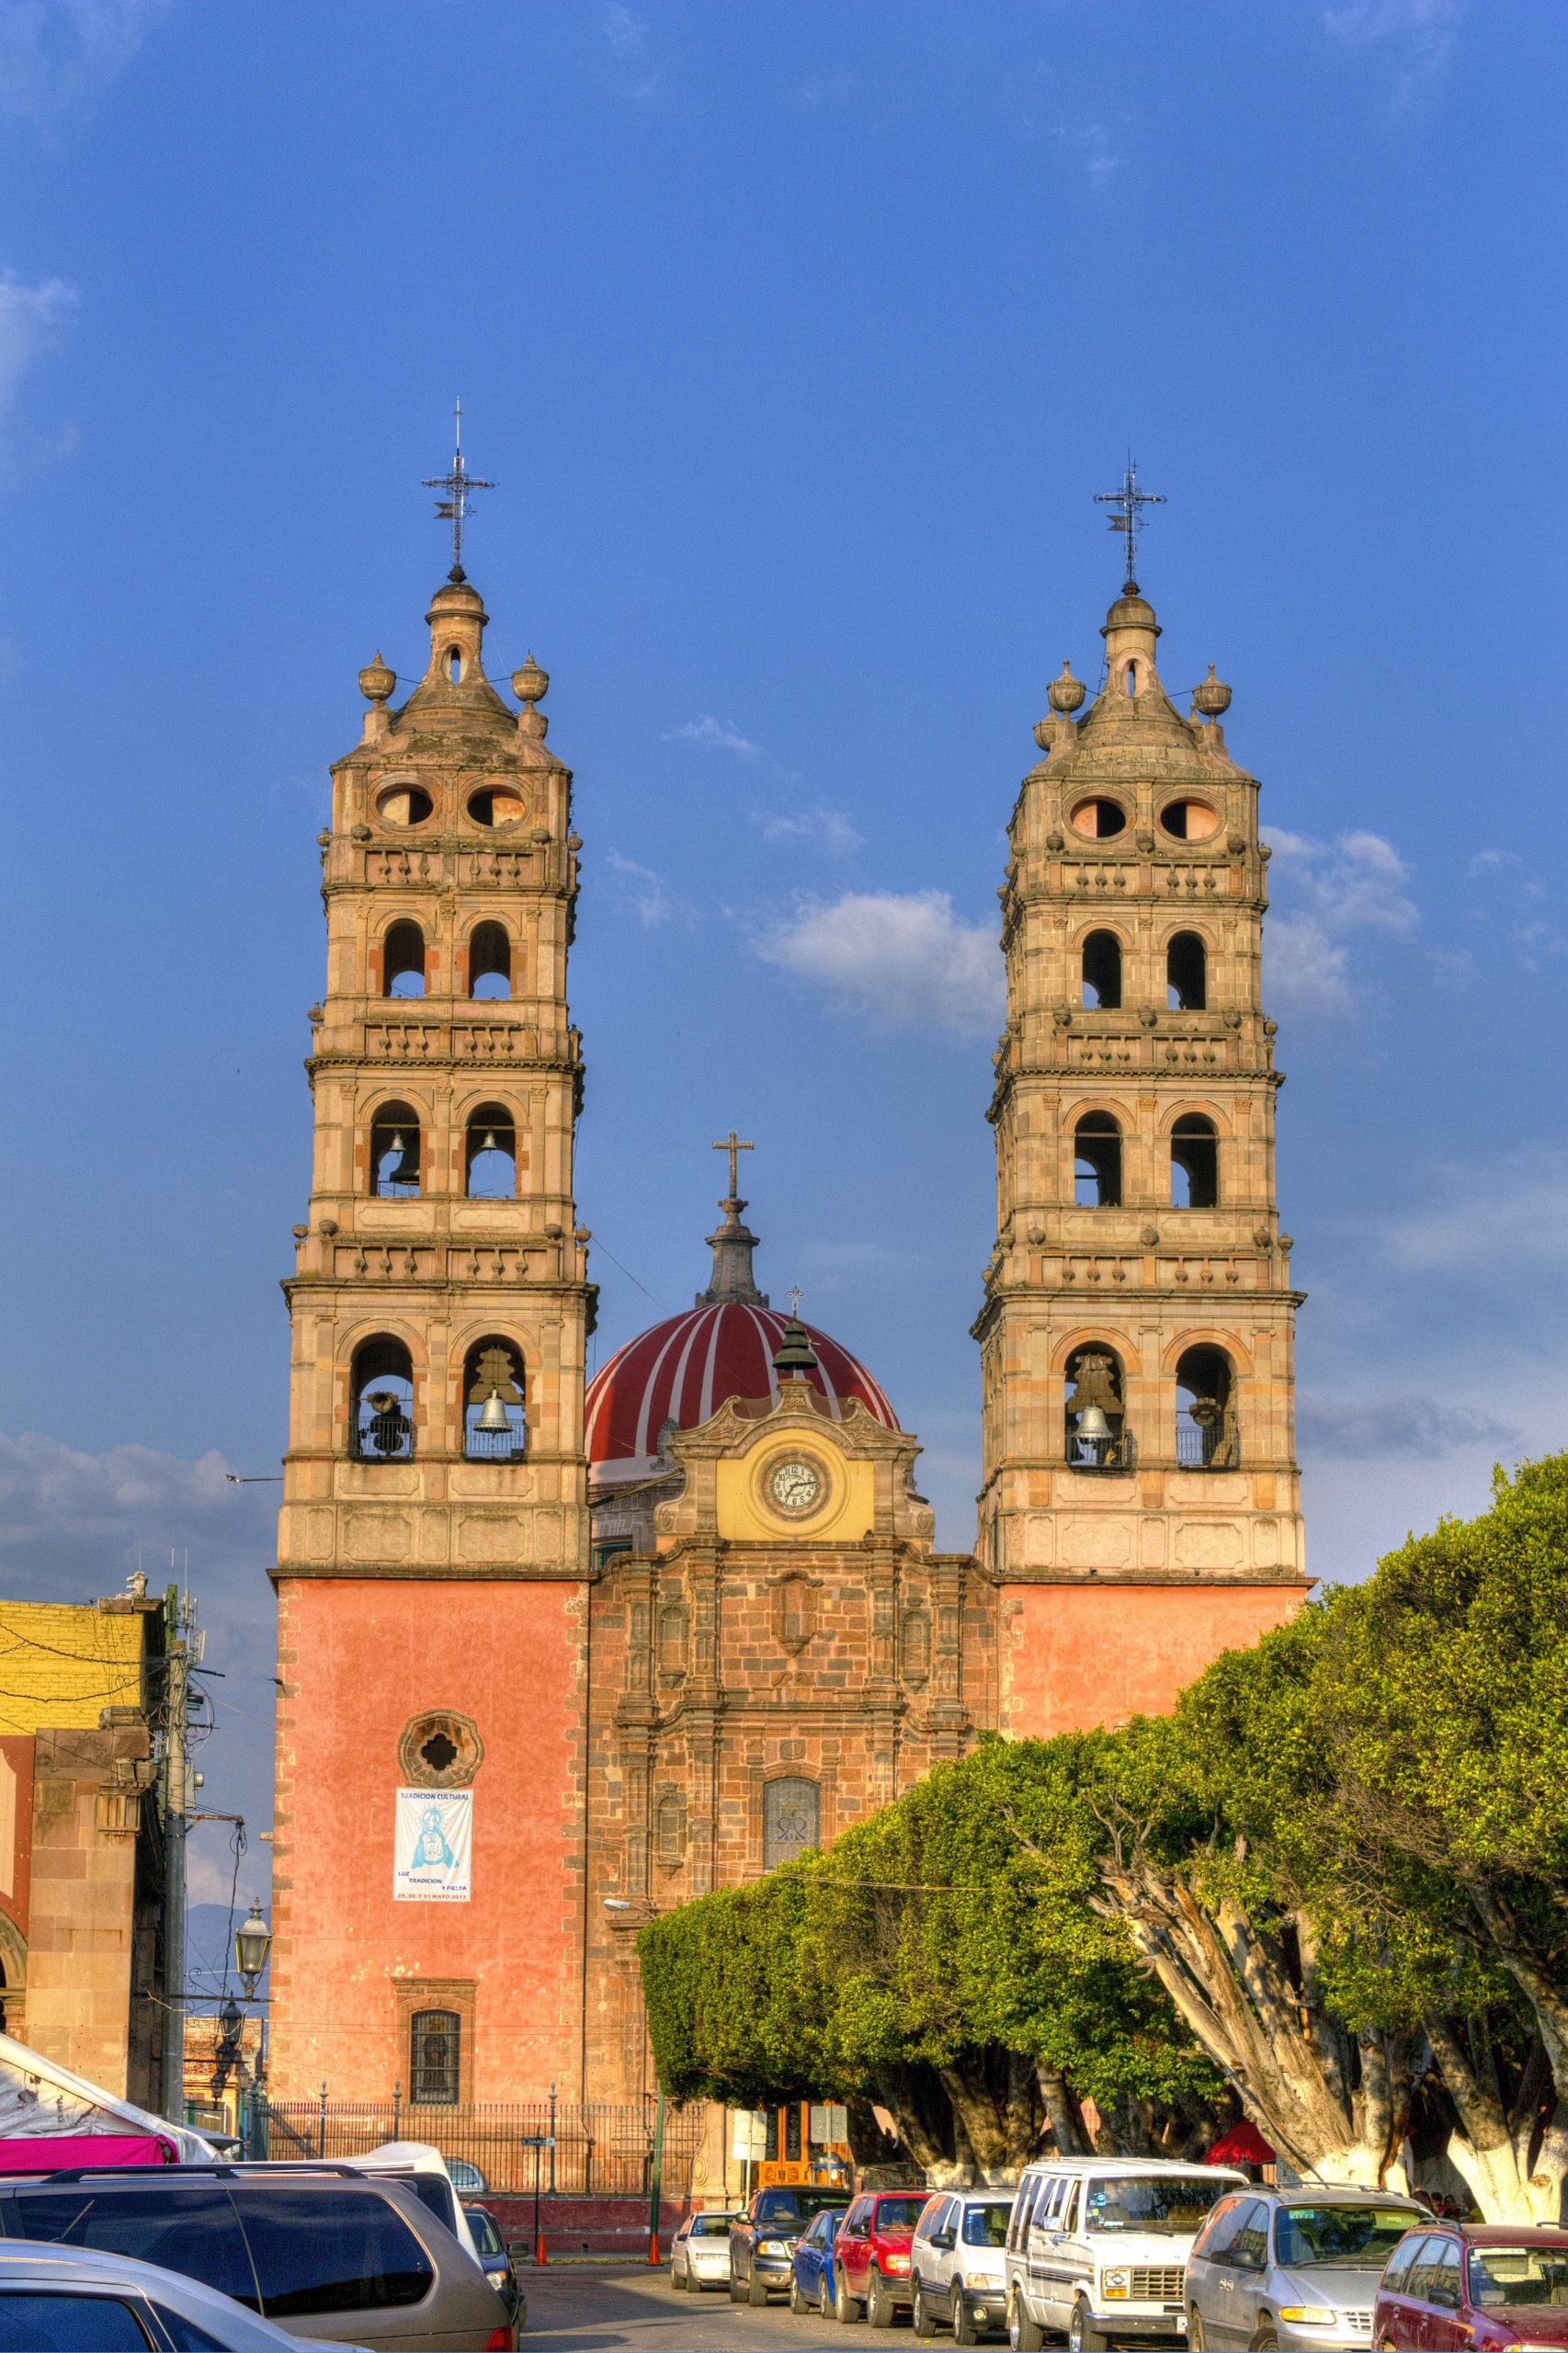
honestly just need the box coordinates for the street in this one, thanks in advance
[516,2263,933,2351]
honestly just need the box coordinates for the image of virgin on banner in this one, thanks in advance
[392,1786,472,1901]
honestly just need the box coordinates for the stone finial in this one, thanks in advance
[513,652,549,739]
[358,651,395,704]
[1048,659,1086,714]
[1192,663,1232,718]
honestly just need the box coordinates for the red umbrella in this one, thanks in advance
[1205,2120,1277,2166]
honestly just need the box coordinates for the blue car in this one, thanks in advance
[791,2207,843,2317]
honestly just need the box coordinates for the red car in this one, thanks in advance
[834,2188,931,2327]
[1373,2222,1568,2349]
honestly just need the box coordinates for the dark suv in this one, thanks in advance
[730,2184,849,2306]
[0,2162,514,2348]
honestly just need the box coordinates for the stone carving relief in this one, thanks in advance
[771,1574,818,1657]
[763,1776,820,1870]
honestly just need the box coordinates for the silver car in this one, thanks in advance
[912,2188,1015,2343]
[0,2236,369,2348]
[671,2209,737,2290]
[1186,2184,1426,2351]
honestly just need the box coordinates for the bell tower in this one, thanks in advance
[975,490,1309,1736]
[268,506,596,2100]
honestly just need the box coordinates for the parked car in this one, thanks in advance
[791,2208,843,2317]
[835,2187,931,2326]
[670,2210,736,2290]
[1186,2184,1426,2349]
[0,2235,367,2351]
[1372,2221,1568,2351]
[912,2187,1015,2343]
[337,2143,490,2275]
[0,2160,515,2349]
[1004,2155,1247,2351]
[463,2203,522,2324]
[729,2184,849,2306]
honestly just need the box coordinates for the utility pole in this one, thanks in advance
[160,1584,198,2121]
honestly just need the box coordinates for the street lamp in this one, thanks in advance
[234,1904,272,1999]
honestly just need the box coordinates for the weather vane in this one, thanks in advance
[423,401,494,580]
[1095,457,1165,594]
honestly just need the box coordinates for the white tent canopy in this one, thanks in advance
[0,2029,216,2162]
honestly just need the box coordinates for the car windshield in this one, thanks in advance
[874,2198,928,2233]
[964,2205,1013,2247]
[1468,2245,1568,2307]
[1276,2205,1423,2268]
[1084,2177,1232,2234]
[690,2217,733,2237]
[755,2189,846,2227]
[465,2208,503,2258]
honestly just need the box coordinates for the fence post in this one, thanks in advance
[392,2078,402,2143]
[646,2085,665,2265]
[548,2081,556,2195]
[317,2081,328,2160]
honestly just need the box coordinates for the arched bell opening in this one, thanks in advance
[351,1336,415,1462]
[465,1104,517,1199]
[1176,1345,1238,1470]
[1074,1112,1122,1208]
[467,921,511,1001]
[1171,1113,1219,1209]
[463,1336,527,1461]
[1063,1345,1131,1471]
[382,920,426,999]
[369,1101,421,1199]
[1080,930,1123,1011]
[1167,930,1207,1011]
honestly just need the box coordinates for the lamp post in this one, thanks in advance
[234,1904,271,1999]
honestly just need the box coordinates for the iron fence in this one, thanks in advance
[258,2095,705,2197]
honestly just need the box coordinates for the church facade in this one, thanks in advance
[267,545,1309,2111]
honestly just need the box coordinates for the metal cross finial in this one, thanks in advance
[711,1130,754,1200]
[1095,457,1165,593]
[788,1285,803,1318]
[423,401,495,579]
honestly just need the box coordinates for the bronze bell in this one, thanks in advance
[476,1388,511,1433]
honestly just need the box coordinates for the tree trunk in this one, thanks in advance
[1425,2012,1567,2222]
[1038,2067,1095,2157]
[869,2061,954,2178]
[935,2048,1046,2183]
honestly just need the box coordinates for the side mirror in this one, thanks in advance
[933,2228,955,2251]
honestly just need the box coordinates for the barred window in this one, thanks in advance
[409,2008,461,2107]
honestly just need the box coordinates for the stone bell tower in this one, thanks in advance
[268,529,597,2103]
[975,499,1309,1737]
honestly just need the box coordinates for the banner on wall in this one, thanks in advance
[392,1787,472,1902]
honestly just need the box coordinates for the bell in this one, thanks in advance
[384,1137,417,1186]
[1077,1404,1112,1444]
[476,1388,511,1433]
[478,1131,500,1154]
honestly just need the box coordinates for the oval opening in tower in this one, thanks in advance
[448,647,462,682]
[1159,798,1221,842]
[1069,796,1129,840]
[375,781,434,827]
[467,785,528,830]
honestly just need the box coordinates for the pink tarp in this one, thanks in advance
[0,2133,176,2171]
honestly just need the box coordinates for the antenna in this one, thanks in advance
[423,401,495,579]
[1095,457,1165,593]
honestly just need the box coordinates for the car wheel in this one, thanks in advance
[818,2266,834,2315]
[670,2258,684,2290]
[729,2267,744,2303]
[1250,2333,1279,2352]
[867,2268,893,2329]
[1187,2311,1207,2351]
[1069,2297,1108,2353]
[836,2265,863,2325]
[791,2272,808,2315]
[748,2266,770,2306]
[913,2279,937,2338]
[952,2278,979,2347]
[1007,2288,1045,2352]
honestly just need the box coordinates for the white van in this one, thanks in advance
[1004,2155,1247,2351]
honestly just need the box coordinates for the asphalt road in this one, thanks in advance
[516,2262,933,2350]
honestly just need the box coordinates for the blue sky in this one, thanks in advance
[0,0,1562,1883]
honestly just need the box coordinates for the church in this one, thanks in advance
[267,481,1310,2122]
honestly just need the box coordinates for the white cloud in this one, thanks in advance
[794,71,857,109]
[600,1,661,101]
[1299,1392,1513,1461]
[605,847,678,926]
[755,802,859,857]
[0,0,165,127]
[756,888,1005,1036]
[1374,1149,1568,1278]
[1051,113,1121,184]
[1263,827,1417,1014]
[1322,0,1460,111]
[0,271,75,442]
[664,714,760,758]
[1469,847,1522,880]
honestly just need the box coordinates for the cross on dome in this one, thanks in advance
[1095,457,1165,594]
[423,401,494,581]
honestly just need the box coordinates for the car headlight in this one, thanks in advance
[886,2254,911,2274]
[1278,2308,1337,2327]
[757,2238,789,2256]
[1101,2268,1131,2298]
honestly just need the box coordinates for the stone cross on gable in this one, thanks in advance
[711,1130,754,1201]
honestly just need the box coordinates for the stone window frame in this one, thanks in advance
[393,1976,475,2107]
[397,1709,484,1790]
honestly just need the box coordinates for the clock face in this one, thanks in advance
[768,1458,823,1514]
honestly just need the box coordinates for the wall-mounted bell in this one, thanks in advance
[1076,1404,1112,1444]
[476,1388,512,1433]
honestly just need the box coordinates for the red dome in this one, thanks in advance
[585,1302,898,1474]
